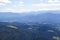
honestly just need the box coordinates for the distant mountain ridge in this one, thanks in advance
[0,11,60,24]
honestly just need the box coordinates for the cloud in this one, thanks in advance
[0,0,11,6]
[2,3,60,13]
[0,0,11,3]
[0,8,13,12]
[0,3,6,6]
[32,4,60,11]
[48,0,59,3]
[0,1,26,12]
[19,1,24,4]
[17,1,24,7]
[1,7,32,13]
[0,0,60,13]
[12,1,24,9]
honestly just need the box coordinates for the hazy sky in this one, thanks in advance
[0,0,60,12]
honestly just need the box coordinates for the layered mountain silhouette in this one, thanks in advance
[0,11,60,40]
[0,11,60,24]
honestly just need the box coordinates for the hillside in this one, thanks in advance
[0,22,59,40]
[0,11,60,24]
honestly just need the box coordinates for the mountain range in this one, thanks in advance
[0,11,60,24]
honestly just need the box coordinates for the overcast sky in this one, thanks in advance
[0,0,60,12]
